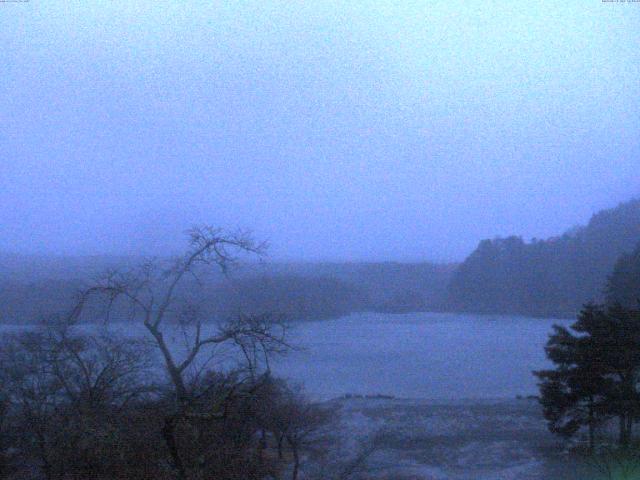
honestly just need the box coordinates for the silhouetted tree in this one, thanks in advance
[535,306,609,450]
[0,323,158,479]
[591,304,640,446]
[0,366,12,478]
[536,304,640,448]
[70,227,293,480]
[0,324,336,479]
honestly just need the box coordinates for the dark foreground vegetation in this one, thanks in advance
[535,303,640,478]
[0,228,379,480]
[536,303,640,450]
[0,321,356,480]
[536,242,640,456]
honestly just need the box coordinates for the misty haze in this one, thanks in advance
[1,2,639,480]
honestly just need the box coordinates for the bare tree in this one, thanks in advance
[0,320,159,480]
[0,331,64,480]
[70,228,289,400]
[70,227,292,479]
[255,380,333,480]
[0,362,13,479]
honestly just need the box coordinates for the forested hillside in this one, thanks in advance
[606,241,640,308]
[445,198,640,317]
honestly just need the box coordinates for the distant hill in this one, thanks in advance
[5,196,638,323]
[445,198,640,318]
[0,256,455,323]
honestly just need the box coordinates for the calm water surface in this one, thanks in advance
[274,312,569,400]
[1,312,569,401]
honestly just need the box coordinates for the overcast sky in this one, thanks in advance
[1,1,639,262]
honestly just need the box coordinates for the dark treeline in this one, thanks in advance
[3,197,639,323]
[606,242,640,309]
[263,262,455,314]
[446,198,640,318]
[0,258,454,324]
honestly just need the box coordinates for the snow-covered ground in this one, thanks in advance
[328,397,592,480]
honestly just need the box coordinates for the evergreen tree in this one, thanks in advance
[588,304,640,445]
[535,307,609,450]
[536,304,640,448]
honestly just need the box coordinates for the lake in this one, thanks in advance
[274,312,569,400]
[1,311,568,401]
[4,311,593,479]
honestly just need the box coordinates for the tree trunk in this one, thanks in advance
[35,428,53,480]
[162,415,187,480]
[588,401,595,452]
[145,325,189,404]
[619,414,631,447]
[287,436,299,480]
[277,434,284,460]
[257,428,266,462]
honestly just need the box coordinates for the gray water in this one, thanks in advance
[273,312,568,400]
[4,312,590,479]
[1,311,567,401]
